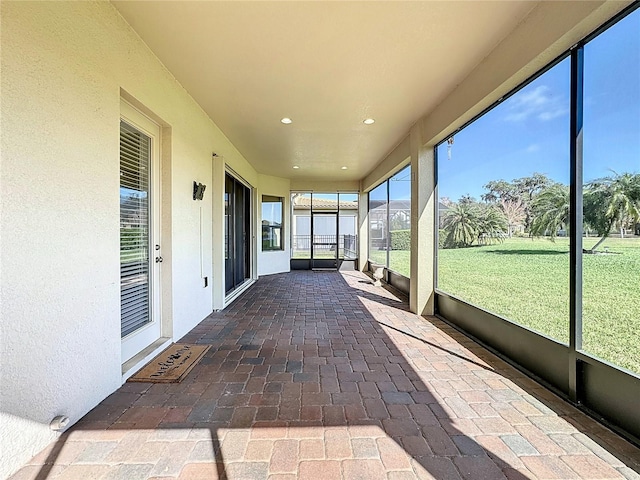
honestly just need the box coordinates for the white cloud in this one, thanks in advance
[526,143,540,153]
[503,85,568,122]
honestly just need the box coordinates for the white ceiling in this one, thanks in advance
[113,1,538,182]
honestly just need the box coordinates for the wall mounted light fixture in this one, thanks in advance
[193,181,206,200]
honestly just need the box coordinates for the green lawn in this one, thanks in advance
[121,249,148,264]
[441,237,640,373]
[368,249,411,276]
[370,237,640,374]
[368,249,387,266]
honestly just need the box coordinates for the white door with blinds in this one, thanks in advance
[120,100,162,363]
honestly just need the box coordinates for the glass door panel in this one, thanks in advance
[120,101,162,363]
[225,173,252,295]
[312,212,338,269]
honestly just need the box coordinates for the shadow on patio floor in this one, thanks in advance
[12,270,640,480]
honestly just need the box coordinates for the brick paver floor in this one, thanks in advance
[11,270,640,479]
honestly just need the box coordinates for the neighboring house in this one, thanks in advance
[369,199,411,249]
[437,201,451,229]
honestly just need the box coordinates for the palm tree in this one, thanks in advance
[584,172,640,252]
[477,205,508,245]
[530,183,570,239]
[529,173,640,253]
[442,203,481,248]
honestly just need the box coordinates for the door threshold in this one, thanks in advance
[121,337,172,381]
[224,279,256,307]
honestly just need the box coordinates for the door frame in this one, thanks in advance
[224,168,255,299]
[120,100,163,364]
[311,210,339,270]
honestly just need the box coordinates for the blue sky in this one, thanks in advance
[389,166,411,200]
[438,8,639,202]
[367,165,412,202]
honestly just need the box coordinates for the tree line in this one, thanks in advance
[440,172,640,252]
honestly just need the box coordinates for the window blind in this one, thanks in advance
[120,120,151,338]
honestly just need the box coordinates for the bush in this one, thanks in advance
[439,229,447,249]
[390,229,410,250]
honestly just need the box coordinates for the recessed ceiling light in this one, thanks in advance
[341,166,348,170]
[293,165,299,169]
[363,118,375,125]
[281,117,292,124]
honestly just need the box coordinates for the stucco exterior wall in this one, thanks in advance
[0,2,259,477]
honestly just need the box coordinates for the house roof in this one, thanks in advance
[293,196,357,210]
[369,199,411,212]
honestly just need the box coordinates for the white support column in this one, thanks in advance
[358,191,369,272]
[409,124,436,315]
[212,155,226,310]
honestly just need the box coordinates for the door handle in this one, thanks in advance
[155,256,163,263]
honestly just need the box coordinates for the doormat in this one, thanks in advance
[128,344,210,383]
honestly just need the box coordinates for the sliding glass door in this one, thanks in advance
[225,173,251,295]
